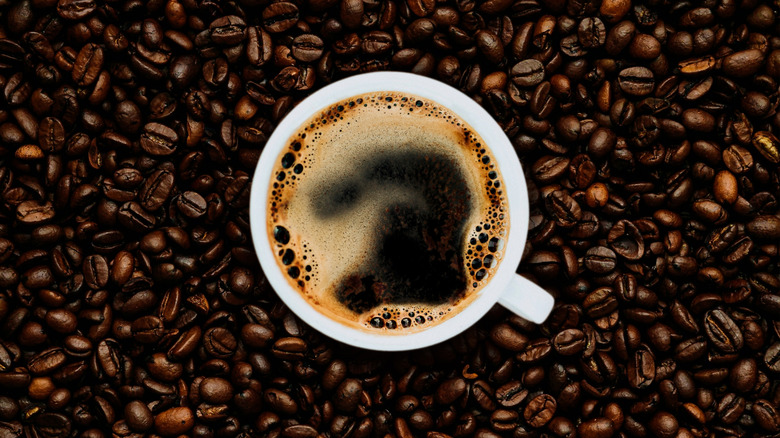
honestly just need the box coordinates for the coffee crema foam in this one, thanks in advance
[267,93,508,333]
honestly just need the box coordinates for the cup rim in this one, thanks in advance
[249,72,530,351]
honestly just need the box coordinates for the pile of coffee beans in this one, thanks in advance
[0,0,779,437]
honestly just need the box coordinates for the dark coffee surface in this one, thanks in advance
[1,0,780,436]
[328,150,472,312]
[268,93,509,331]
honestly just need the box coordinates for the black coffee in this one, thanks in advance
[330,149,473,312]
[268,93,508,332]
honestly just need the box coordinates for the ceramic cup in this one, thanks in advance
[249,72,554,351]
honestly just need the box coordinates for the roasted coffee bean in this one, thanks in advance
[241,323,274,348]
[607,220,645,260]
[45,309,77,334]
[523,394,556,427]
[199,377,233,404]
[649,411,678,438]
[627,346,655,389]
[361,31,394,56]
[28,377,54,400]
[33,413,71,438]
[436,378,466,405]
[531,155,569,184]
[578,418,614,438]
[118,202,156,233]
[168,326,201,361]
[291,34,325,62]
[17,201,56,224]
[83,254,108,289]
[271,337,306,360]
[747,215,780,239]
[629,33,660,59]
[154,407,194,436]
[139,169,174,212]
[704,309,743,353]
[530,81,556,118]
[125,401,153,432]
[676,337,707,362]
[578,18,606,49]
[764,342,780,372]
[203,327,237,358]
[471,380,496,411]
[552,328,585,355]
[583,287,619,318]
[333,378,363,413]
[729,358,757,393]
[754,399,780,432]
[489,323,528,351]
[545,190,582,227]
[487,409,517,432]
[408,0,435,16]
[510,59,544,87]
[210,16,247,45]
[722,49,764,78]
[518,338,552,362]
[494,381,527,408]
[713,170,738,204]
[618,66,655,96]
[176,191,207,218]
[717,393,746,424]
[28,348,66,375]
[57,0,96,20]
[72,43,103,87]
[752,131,780,164]
[140,123,178,156]
[584,246,617,274]
[263,2,300,33]
[475,30,504,65]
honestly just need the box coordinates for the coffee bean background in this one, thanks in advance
[0,0,779,437]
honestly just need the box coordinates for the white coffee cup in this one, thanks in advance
[249,72,554,351]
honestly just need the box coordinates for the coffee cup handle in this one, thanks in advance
[497,274,554,324]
